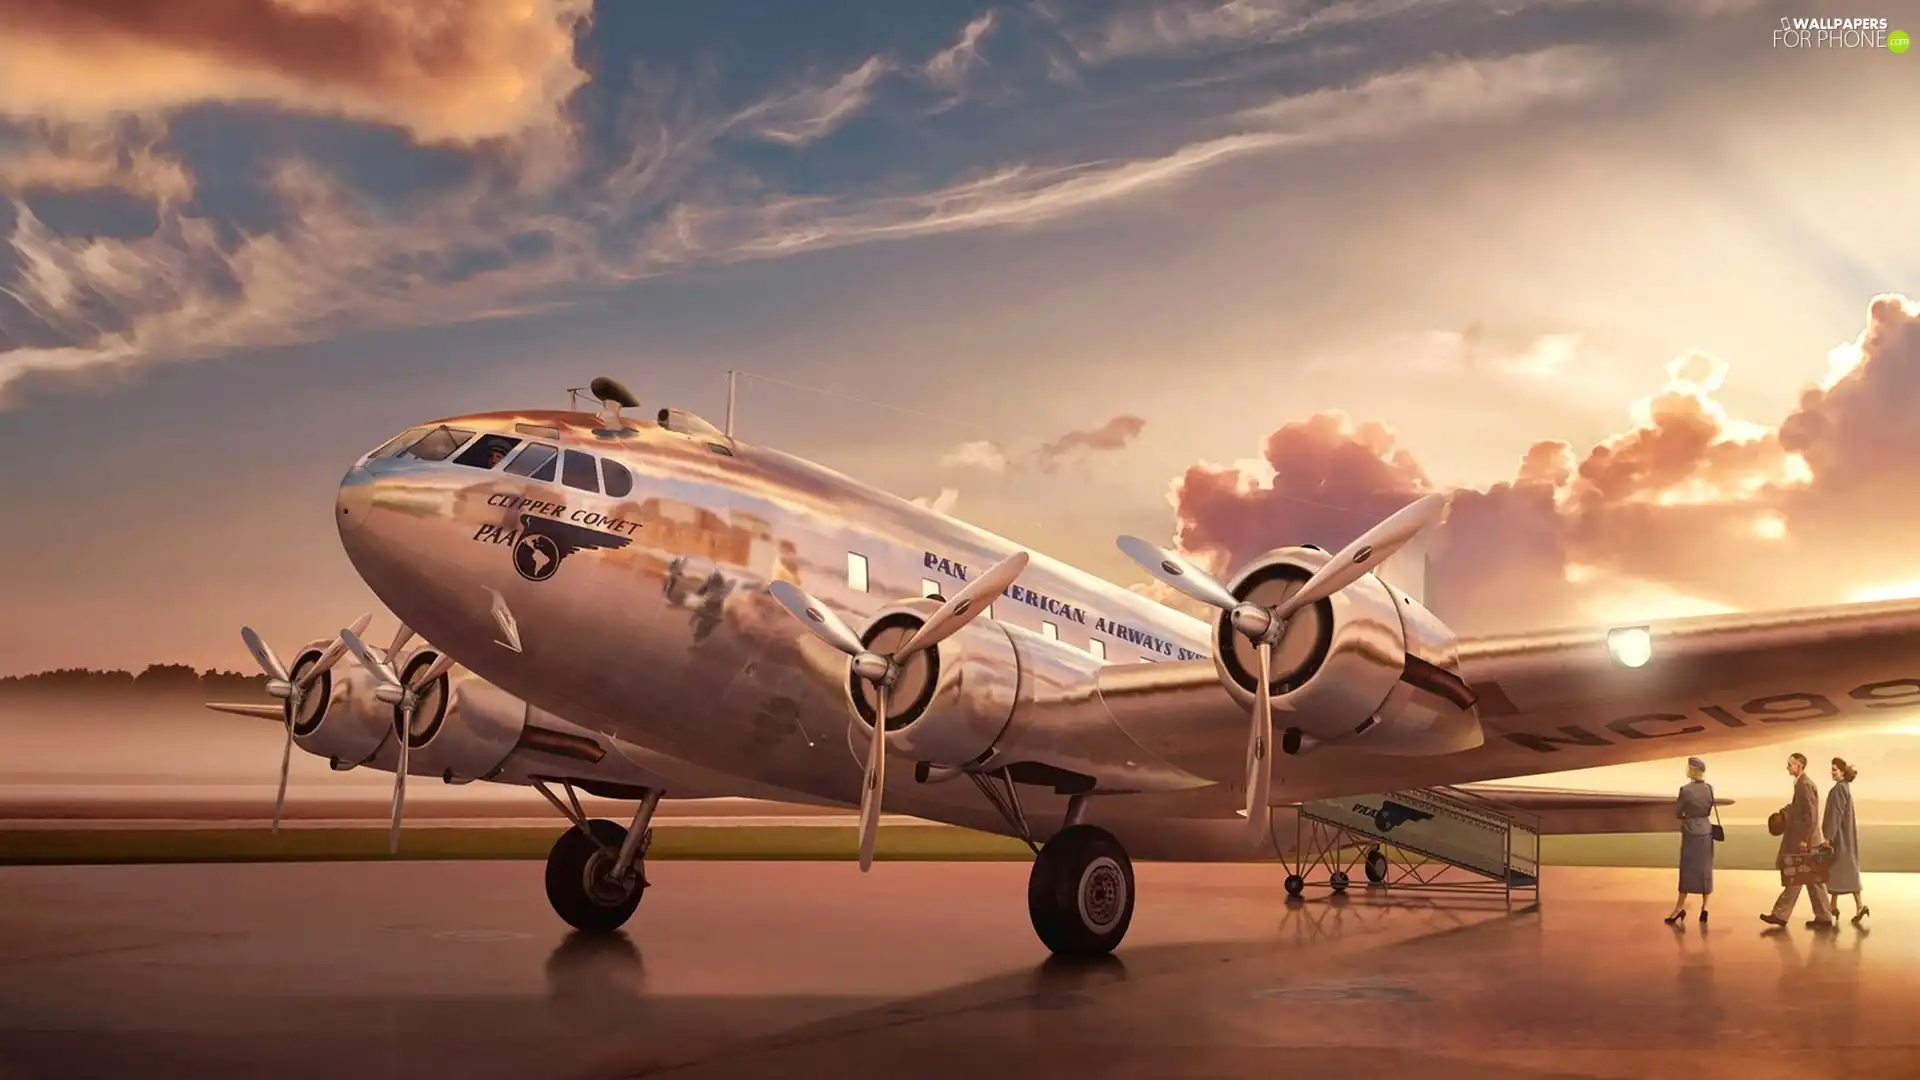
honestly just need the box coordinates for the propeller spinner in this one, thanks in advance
[1117,491,1449,844]
[236,614,372,833]
[339,624,455,854]
[767,550,1030,871]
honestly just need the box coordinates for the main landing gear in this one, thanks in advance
[971,777,1137,957]
[535,781,661,934]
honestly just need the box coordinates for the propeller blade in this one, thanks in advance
[768,581,865,657]
[1271,493,1448,623]
[240,627,290,686]
[1245,641,1274,845]
[389,719,411,855]
[204,702,287,721]
[857,683,888,872]
[1116,536,1238,612]
[271,719,295,835]
[386,623,416,662]
[897,551,1029,658]
[414,650,457,688]
[340,627,399,688]
[302,613,372,689]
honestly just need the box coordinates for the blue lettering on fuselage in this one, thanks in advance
[923,549,1206,660]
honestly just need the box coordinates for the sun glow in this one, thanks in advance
[1847,579,1920,604]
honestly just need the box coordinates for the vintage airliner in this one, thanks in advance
[212,377,1920,956]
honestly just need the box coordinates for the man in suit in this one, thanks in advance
[1762,752,1834,927]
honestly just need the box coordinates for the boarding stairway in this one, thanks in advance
[1280,785,1542,907]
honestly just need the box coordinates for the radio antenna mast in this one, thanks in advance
[725,370,738,437]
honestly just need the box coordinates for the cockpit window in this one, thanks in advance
[367,427,428,462]
[601,458,633,498]
[403,426,477,462]
[454,434,522,470]
[503,442,559,481]
[561,449,600,493]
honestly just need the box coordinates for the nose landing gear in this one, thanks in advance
[535,780,661,934]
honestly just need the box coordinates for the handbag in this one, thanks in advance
[1710,803,1726,843]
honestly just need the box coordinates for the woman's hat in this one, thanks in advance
[1687,757,1706,771]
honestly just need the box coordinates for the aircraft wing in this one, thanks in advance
[1094,597,1920,806]
[1462,785,1733,835]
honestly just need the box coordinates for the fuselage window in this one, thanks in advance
[1041,621,1059,641]
[454,434,523,470]
[602,458,634,498]
[504,443,559,482]
[1089,638,1107,660]
[847,552,869,593]
[404,425,477,462]
[561,449,600,493]
[920,578,943,600]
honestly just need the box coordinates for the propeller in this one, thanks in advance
[339,623,452,854]
[237,615,372,833]
[1118,491,1449,843]
[768,550,1030,871]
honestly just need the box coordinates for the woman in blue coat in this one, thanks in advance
[1666,757,1716,925]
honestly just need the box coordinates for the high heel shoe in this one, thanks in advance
[1664,911,1685,925]
[1852,907,1870,924]
[1699,911,1709,924]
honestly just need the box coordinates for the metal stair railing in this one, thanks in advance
[1279,785,1543,909]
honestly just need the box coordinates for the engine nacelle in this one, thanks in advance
[384,647,530,781]
[1213,548,1483,755]
[847,599,1020,768]
[285,640,393,766]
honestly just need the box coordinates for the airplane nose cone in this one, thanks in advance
[336,466,373,538]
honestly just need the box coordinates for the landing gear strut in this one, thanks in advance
[535,781,661,934]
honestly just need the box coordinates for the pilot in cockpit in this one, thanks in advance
[487,445,508,468]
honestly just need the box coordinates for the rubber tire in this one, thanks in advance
[1284,874,1305,897]
[1330,871,1350,893]
[1365,850,1389,885]
[1027,825,1135,957]
[545,819,645,934]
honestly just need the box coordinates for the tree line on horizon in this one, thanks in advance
[0,665,269,695]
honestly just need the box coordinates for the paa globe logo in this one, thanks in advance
[1772,15,1903,49]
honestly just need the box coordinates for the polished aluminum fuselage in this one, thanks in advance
[335,408,1920,857]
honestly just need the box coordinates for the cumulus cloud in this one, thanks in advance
[1157,295,1920,634]
[0,0,594,146]
[910,487,961,514]
[941,440,1010,471]
[940,415,1148,474]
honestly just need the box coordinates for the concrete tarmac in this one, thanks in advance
[0,861,1913,1080]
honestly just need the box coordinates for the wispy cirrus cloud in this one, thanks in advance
[940,415,1149,475]
[0,2,1648,401]
[733,56,893,147]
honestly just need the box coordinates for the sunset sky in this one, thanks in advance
[2,0,1917,723]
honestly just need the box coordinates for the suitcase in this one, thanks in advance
[1781,849,1830,887]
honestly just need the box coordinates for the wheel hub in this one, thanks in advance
[1078,857,1125,932]
[580,848,638,907]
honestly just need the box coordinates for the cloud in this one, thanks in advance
[735,56,892,147]
[1157,294,1920,634]
[941,440,1010,472]
[923,12,999,92]
[939,415,1148,474]
[1066,0,1431,65]
[1035,414,1148,471]
[0,24,1626,400]
[910,487,961,514]
[0,0,594,146]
